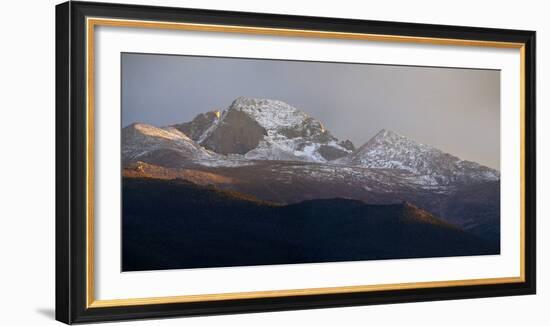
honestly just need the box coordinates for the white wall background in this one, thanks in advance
[0,0,546,325]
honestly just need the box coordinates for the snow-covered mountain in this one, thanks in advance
[124,98,499,188]
[122,123,216,167]
[122,100,501,241]
[172,97,355,162]
[338,129,500,185]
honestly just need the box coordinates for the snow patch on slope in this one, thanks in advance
[227,97,352,162]
[122,123,216,163]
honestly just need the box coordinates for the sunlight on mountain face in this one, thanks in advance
[123,97,499,185]
[122,96,501,254]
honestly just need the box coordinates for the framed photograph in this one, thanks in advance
[56,1,536,324]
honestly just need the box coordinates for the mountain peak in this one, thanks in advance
[190,97,353,162]
[370,129,406,142]
[375,128,402,137]
[227,97,308,131]
[124,122,194,142]
[356,128,421,156]
[125,122,149,130]
[346,129,499,185]
[230,96,290,109]
[122,122,215,167]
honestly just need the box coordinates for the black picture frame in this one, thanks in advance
[56,1,536,324]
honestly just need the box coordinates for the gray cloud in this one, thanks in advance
[122,53,500,169]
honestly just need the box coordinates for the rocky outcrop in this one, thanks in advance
[201,109,267,154]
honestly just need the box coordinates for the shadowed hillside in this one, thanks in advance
[122,177,498,271]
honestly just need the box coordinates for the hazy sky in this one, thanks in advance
[122,53,500,169]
